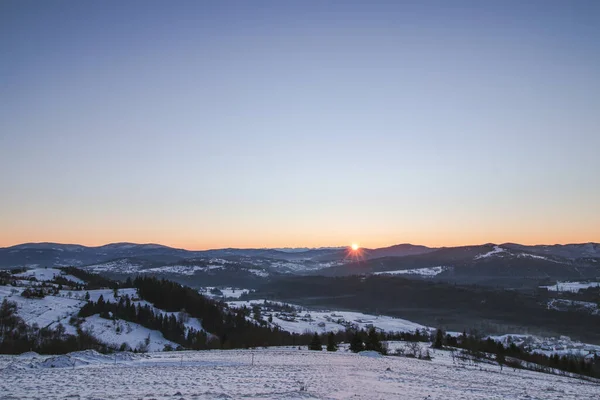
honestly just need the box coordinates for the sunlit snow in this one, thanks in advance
[474,245,505,260]
[1,347,598,399]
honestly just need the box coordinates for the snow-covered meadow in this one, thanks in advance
[1,347,598,399]
[14,268,84,284]
[227,299,428,334]
[541,281,600,293]
[373,266,447,277]
[0,286,199,352]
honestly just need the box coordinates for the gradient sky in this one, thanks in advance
[1,1,599,249]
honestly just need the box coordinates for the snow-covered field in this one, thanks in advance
[0,286,203,351]
[228,300,428,334]
[541,281,600,293]
[200,287,251,299]
[139,265,225,275]
[14,268,84,284]
[0,285,84,331]
[374,266,447,276]
[1,347,598,399]
[547,298,600,316]
[80,315,177,352]
[489,334,600,358]
[82,260,146,274]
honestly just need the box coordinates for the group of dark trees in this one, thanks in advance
[21,286,49,298]
[0,299,108,354]
[62,267,118,290]
[78,293,209,350]
[117,276,318,349]
[308,332,339,351]
[348,327,387,354]
[253,275,600,344]
[536,283,600,303]
[0,271,12,285]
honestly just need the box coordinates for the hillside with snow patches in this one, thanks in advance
[0,280,430,352]
[2,268,600,398]
[2,267,599,357]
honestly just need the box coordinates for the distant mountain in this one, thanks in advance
[0,242,425,269]
[363,243,436,259]
[317,243,600,289]
[1,241,599,289]
[502,243,600,259]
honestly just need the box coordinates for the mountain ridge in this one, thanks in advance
[2,241,599,289]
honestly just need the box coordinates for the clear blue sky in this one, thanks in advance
[1,1,599,249]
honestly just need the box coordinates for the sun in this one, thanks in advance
[351,243,359,251]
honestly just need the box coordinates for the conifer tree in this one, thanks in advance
[365,327,384,354]
[326,332,338,352]
[309,332,322,351]
[433,328,444,349]
[349,331,365,353]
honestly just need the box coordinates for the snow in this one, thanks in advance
[80,315,178,352]
[199,287,250,299]
[17,351,40,359]
[246,268,269,277]
[547,298,599,315]
[139,265,205,275]
[208,258,236,265]
[82,289,207,335]
[85,288,139,302]
[218,287,249,298]
[0,286,201,348]
[541,281,600,293]
[0,286,84,333]
[228,300,428,334]
[374,266,447,276]
[474,245,505,260]
[1,347,598,399]
[489,334,600,358]
[14,268,84,284]
[82,260,146,274]
[359,350,383,358]
[518,253,549,260]
[267,260,344,273]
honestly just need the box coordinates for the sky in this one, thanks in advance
[1,1,599,250]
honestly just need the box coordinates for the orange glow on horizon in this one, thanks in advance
[1,226,599,251]
[1,234,600,250]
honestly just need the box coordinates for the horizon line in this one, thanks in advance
[2,240,599,252]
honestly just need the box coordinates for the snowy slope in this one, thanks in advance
[0,286,84,331]
[373,266,447,276]
[199,287,251,299]
[541,281,600,293]
[0,286,198,351]
[14,268,84,284]
[82,259,147,274]
[80,315,177,352]
[1,347,598,399]
[474,245,506,259]
[489,334,600,357]
[228,299,428,334]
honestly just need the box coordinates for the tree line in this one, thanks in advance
[115,276,318,349]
